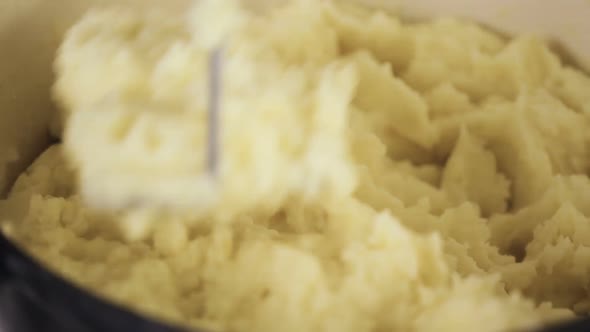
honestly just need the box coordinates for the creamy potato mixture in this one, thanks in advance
[2,0,590,331]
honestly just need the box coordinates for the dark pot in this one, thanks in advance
[0,233,589,332]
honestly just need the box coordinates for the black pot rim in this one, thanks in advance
[0,232,588,332]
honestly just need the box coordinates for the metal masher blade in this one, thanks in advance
[207,46,223,177]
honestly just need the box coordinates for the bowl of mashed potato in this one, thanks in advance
[1,0,590,332]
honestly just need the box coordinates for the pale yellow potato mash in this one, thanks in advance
[2,0,590,331]
[54,0,359,239]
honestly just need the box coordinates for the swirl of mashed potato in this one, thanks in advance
[53,0,360,238]
[2,0,590,331]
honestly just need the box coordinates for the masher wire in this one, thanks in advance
[207,46,223,177]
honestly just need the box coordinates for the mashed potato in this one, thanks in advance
[53,0,359,239]
[2,0,590,331]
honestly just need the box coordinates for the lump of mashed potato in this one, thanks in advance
[53,0,358,238]
[2,0,590,331]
